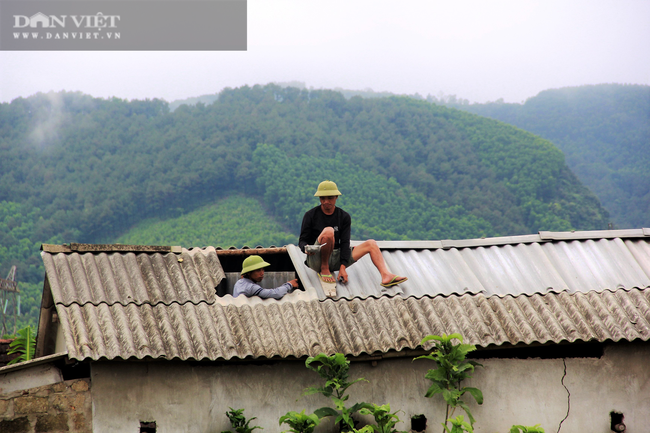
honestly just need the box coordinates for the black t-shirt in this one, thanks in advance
[299,206,352,267]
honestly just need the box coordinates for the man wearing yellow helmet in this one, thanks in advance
[233,255,298,299]
[299,180,407,288]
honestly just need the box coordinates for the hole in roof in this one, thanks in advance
[215,251,299,297]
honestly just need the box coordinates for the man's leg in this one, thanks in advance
[317,227,336,283]
[351,239,407,286]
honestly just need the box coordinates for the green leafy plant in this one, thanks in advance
[304,353,371,431]
[415,334,483,432]
[7,326,36,365]
[444,415,473,433]
[221,407,262,433]
[279,410,321,433]
[358,403,405,433]
[510,425,544,433]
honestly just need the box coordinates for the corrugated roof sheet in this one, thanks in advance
[56,288,650,361]
[40,229,650,362]
[292,231,650,300]
[43,247,224,306]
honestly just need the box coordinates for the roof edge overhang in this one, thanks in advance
[65,338,646,365]
[0,352,68,374]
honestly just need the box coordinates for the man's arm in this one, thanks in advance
[249,282,293,300]
[338,264,348,283]
[235,278,297,300]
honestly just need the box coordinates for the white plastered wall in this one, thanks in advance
[89,342,650,433]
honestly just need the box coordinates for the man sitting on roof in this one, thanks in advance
[299,180,408,288]
[233,255,298,299]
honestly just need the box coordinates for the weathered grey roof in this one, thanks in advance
[43,246,224,306]
[39,229,650,362]
[55,288,650,361]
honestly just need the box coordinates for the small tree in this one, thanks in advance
[303,353,371,431]
[221,407,262,433]
[358,403,406,433]
[415,334,483,433]
[279,410,321,433]
[445,416,473,433]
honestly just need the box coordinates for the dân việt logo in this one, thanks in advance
[13,12,120,29]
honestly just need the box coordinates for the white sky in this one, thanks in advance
[1,0,649,104]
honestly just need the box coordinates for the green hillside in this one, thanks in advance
[446,84,650,229]
[0,85,610,328]
[116,195,297,248]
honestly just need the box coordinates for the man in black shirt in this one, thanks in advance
[299,180,408,287]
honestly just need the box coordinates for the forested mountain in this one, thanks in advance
[445,84,650,229]
[0,85,609,328]
[116,195,297,248]
[173,84,649,229]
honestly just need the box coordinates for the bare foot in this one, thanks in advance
[318,272,336,284]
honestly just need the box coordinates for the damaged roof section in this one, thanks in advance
[37,229,650,362]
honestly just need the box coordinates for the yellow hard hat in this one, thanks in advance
[241,255,270,274]
[314,180,342,197]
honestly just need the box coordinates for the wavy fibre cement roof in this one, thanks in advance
[57,288,650,362]
[292,232,650,300]
[43,247,224,306]
[40,229,650,362]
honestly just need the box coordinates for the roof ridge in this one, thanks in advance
[42,243,182,254]
[360,228,650,250]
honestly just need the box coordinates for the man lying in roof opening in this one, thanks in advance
[233,255,298,299]
[298,180,408,288]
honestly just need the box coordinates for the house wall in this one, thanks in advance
[0,371,92,433]
[90,342,649,433]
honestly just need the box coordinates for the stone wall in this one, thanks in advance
[0,378,92,433]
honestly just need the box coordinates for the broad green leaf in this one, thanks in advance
[456,401,475,426]
[424,368,449,383]
[420,334,445,346]
[463,387,483,405]
[349,402,373,413]
[424,382,444,398]
[442,388,456,406]
[313,407,338,419]
[7,326,35,365]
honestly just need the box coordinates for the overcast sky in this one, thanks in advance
[1,0,649,105]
